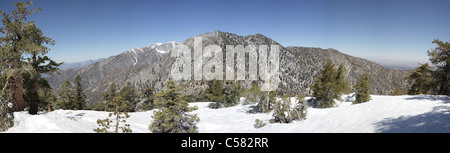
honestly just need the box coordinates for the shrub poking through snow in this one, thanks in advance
[254,119,267,128]
[272,94,307,123]
[0,99,14,132]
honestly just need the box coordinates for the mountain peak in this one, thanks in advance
[182,31,280,47]
[150,41,179,54]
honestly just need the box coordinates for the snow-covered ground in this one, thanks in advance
[3,94,450,133]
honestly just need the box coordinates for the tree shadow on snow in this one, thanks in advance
[373,105,450,133]
[404,95,450,102]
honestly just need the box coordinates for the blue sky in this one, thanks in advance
[1,0,449,64]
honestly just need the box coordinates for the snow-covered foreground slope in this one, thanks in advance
[3,95,450,133]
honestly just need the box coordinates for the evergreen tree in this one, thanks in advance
[207,80,242,109]
[94,95,131,133]
[39,88,57,112]
[102,80,118,107]
[244,82,263,105]
[353,73,372,104]
[149,80,199,133]
[390,86,407,96]
[272,95,290,123]
[405,63,435,95]
[223,81,242,107]
[1,0,41,111]
[294,94,308,120]
[1,1,61,114]
[139,82,155,110]
[118,82,137,112]
[206,79,224,109]
[427,39,450,96]
[57,80,74,109]
[335,63,351,96]
[73,75,86,110]
[310,59,339,108]
[243,82,273,113]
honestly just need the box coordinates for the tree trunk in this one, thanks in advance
[11,69,24,112]
[28,81,39,115]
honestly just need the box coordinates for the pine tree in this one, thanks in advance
[1,0,41,111]
[390,86,406,96]
[149,80,199,133]
[353,73,372,104]
[57,80,74,109]
[272,95,291,123]
[73,75,86,110]
[94,95,131,133]
[243,82,273,113]
[102,80,118,110]
[335,63,351,96]
[1,1,61,114]
[206,79,224,109]
[118,82,137,112]
[405,63,435,95]
[94,82,131,133]
[139,82,155,110]
[310,59,339,108]
[244,82,263,105]
[39,88,57,112]
[294,94,308,120]
[427,39,450,96]
[223,81,242,107]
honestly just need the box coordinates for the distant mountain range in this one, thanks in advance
[370,59,423,70]
[46,31,411,107]
[59,58,106,70]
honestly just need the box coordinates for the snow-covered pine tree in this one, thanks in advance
[149,80,199,133]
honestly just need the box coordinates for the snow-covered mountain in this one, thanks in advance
[47,31,410,107]
[46,41,178,97]
[3,94,450,133]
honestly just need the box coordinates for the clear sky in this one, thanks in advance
[1,0,449,64]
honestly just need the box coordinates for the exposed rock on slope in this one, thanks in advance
[48,31,410,107]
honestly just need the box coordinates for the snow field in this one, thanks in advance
[3,94,450,133]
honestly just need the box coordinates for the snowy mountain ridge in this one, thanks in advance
[47,31,410,107]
